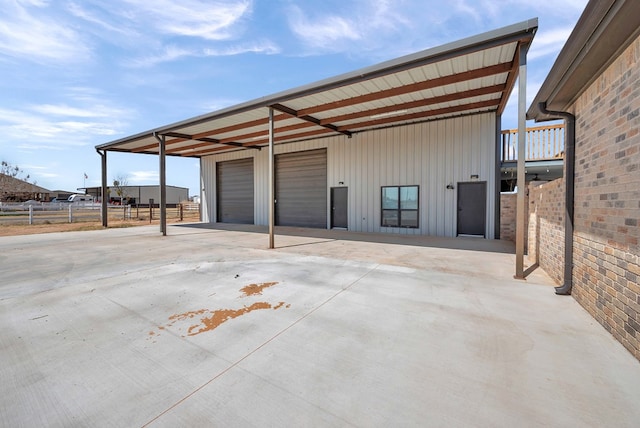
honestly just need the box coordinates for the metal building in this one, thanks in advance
[95,19,537,276]
[83,185,189,206]
[200,114,496,237]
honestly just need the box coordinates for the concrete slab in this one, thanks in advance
[1,224,639,427]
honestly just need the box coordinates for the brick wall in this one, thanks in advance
[528,179,565,285]
[570,35,640,360]
[500,192,528,247]
[500,193,517,242]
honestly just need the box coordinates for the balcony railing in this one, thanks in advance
[501,124,565,161]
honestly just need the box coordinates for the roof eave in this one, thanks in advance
[528,0,640,121]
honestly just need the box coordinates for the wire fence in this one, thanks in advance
[0,202,200,226]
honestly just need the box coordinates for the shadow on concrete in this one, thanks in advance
[173,222,516,255]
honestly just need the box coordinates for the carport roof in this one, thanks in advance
[96,19,537,158]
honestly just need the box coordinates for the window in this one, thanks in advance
[381,185,419,228]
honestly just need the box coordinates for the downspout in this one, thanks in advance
[538,102,575,295]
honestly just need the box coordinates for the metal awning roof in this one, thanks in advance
[96,19,537,158]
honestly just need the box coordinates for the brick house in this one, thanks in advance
[0,173,51,202]
[528,0,640,360]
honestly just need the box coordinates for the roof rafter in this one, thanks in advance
[133,131,260,154]
[180,128,336,157]
[270,103,352,138]
[497,44,520,115]
[297,62,512,116]
[337,99,500,131]
[320,83,506,125]
[181,98,503,156]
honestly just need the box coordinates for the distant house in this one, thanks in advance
[0,174,51,202]
[82,185,189,206]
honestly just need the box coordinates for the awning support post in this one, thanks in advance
[154,132,167,236]
[268,107,275,249]
[97,149,108,228]
[515,42,530,279]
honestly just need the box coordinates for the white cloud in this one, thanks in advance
[129,171,159,183]
[0,93,132,149]
[203,40,280,56]
[125,45,193,68]
[285,1,417,54]
[287,5,361,50]
[0,0,91,63]
[67,2,137,38]
[122,0,251,40]
[202,98,245,112]
[528,27,574,61]
[36,172,60,178]
[127,40,279,68]
[31,104,129,118]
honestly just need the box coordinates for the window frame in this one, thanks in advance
[380,185,419,228]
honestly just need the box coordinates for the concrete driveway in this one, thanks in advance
[1,224,639,427]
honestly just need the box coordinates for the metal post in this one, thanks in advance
[69,205,72,223]
[97,149,108,227]
[515,42,529,279]
[268,107,275,249]
[199,157,204,222]
[494,115,502,240]
[154,132,167,236]
[29,205,33,225]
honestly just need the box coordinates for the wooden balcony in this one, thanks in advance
[501,124,565,162]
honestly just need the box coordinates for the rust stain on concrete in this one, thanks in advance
[187,302,277,336]
[273,302,291,310]
[240,282,278,297]
[149,281,290,339]
[169,308,208,322]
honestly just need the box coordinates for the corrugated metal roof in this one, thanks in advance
[97,19,537,158]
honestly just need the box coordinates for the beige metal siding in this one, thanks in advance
[201,113,496,238]
[217,158,254,224]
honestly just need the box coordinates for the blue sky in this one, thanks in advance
[0,0,588,196]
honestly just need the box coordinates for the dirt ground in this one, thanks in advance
[0,216,198,237]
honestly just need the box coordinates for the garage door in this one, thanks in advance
[216,158,254,224]
[276,149,327,228]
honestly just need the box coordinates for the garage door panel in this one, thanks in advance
[276,149,327,228]
[217,158,254,224]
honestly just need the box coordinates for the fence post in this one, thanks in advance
[29,205,33,225]
[179,203,183,221]
[149,199,153,223]
[69,205,73,223]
